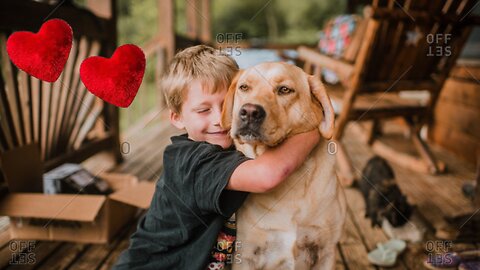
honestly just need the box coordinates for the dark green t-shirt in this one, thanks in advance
[113,134,250,270]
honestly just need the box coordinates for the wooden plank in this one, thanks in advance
[16,71,31,145]
[69,215,140,270]
[45,74,62,159]
[0,229,10,250]
[429,124,479,165]
[186,0,199,39]
[40,80,51,160]
[438,78,480,108]
[72,99,104,150]
[433,101,480,139]
[0,35,23,148]
[450,63,480,80]
[157,0,175,61]
[297,46,355,84]
[86,0,113,19]
[51,37,79,157]
[68,93,96,147]
[30,77,41,147]
[35,243,89,270]
[0,37,14,150]
[370,5,479,24]
[200,0,211,43]
[82,151,117,175]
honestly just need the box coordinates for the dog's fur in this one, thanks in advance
[221,62,346,269]
[359,156,414,228]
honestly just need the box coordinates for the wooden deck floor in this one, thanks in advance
[0,114,478,269]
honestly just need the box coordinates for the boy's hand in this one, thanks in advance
[282,129,320,151]
[268,129,320,180]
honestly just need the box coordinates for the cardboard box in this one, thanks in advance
[0,144,156,244]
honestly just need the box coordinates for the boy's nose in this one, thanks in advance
[239,103,266,124]
[212,107,222,126]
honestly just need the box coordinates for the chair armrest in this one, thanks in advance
[297,46,354,82]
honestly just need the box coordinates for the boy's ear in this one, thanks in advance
[221,70,243,130]
[170,110,185,130]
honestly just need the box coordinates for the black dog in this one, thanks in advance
[358,156,414,228]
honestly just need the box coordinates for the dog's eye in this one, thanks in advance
[277,86,293,95]
[239,84,249,91]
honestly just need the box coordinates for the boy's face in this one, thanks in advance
[170,80,232,149]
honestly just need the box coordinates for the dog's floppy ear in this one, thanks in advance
[221,70,243,130]
[307,75,335,139]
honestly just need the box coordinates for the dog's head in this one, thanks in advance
[221,62,335,146]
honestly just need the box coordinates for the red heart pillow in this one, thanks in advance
[80,44,146,108]
[6,19,72,82]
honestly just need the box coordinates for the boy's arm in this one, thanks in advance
[226,129,320,193]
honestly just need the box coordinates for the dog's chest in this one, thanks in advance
[236,141,337,225]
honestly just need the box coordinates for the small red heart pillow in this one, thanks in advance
[6,19,73,82]
[80,44,146,108]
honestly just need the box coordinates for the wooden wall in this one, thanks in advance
[429,61,480,165]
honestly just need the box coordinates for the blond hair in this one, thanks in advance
[161,45,239,114]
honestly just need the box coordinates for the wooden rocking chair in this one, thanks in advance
[298,0,480,184]
[0,0,122,194]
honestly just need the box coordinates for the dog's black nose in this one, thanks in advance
[239,103,265,123]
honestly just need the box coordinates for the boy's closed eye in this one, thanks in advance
[196,108,210,113]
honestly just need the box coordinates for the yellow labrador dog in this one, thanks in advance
[221,62,346,269]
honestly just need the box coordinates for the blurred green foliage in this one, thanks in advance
[114,0,347,47]
[212,0,347,45]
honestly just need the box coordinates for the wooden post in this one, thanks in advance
[158,0,175,61]
[475,154,480,207]
[86,0,112,19]
[156,47,167,110]
[186,0,199,40]
[200,0,211,43]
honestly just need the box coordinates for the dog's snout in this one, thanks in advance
[239,104,266,123]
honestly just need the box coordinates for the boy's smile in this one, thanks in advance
[170,79,232,149]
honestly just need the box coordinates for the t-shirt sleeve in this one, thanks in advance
[193,144,251,218]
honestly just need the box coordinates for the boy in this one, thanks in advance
[113,45,319,269]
